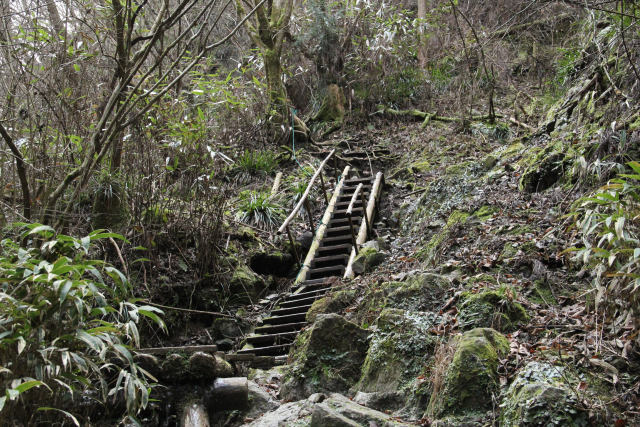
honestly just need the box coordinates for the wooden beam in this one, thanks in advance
[294,165,351,287]
[278,149,335,234]
[137,344,218,355]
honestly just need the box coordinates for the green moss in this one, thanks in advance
[528,279,558,305]
[500,362,588,426]
[518,140,575,193]
[357,309,441,394]
[306,289,357,322]
[464,273,498,288]
[418,210,469,264]
[445,161,476,176]
[229,264,266,302]
[458,287,528,332]
[473,205,497,221]
[429,328,509,418]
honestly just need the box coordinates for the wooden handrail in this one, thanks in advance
[346,183,362,216]
[277,149,335,234]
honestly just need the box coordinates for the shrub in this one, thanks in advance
[235,191,284,230]
[231,150,279,183]
[0,224,165,423]
[566,161,640,340]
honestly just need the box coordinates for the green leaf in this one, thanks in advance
[37,407,80,426]
[615,217,625,239]
[0,396,5,411]
[15,380,46,393]
[27,225,55,236]
[59,280,73,303]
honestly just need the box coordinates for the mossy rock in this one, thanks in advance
[418,210,469,265]
[458,287,528,332]
[518,141,574,193]
[357,308,441,395]
[500,361,588,426]
[281,314,369,400]
[306,289,357,323]
[249,250,294,277]
[352,247,387,275]
[229,264,267,303]
[386,273,451,312]
[428,328,509,418]
[473,205,498,221]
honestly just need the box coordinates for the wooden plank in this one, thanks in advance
[293,165,351,287]
[344,172,384,279]
[278,149,336,234]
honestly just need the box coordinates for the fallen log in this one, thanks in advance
[372,106,503,128]
[209,377,248,411]
[181,401,211,427]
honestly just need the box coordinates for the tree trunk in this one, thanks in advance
[417,0,428,67]
[263,48,289,127]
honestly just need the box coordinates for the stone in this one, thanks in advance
[458,287,528,332]
[189,352,217,381]
[352,246,387,275]
[500,362,588,426]
[313,393,407,426]
[281,314,369,400]
[213,355,234,377]
[229,264,267,302]
[306,289,357,322]
[357,309,441,396]
[428,328,509,418]
[161,353,188,383]
[386,272,450,311]
[310,404,361,427]
[212,317,248,338]
[353,391,405,412]
[244,400,312,427]
[244,381,281,421]
[250,251,294,277]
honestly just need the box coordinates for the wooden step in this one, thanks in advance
[279,295,324,308]
[333,207,364,219]
[328,217,361,227]
[316,243,352,257]
[271,304,313,316]
[338,191,370,202]
[246,331,298,346]
[307,265,345,280]
[286,287,332,301]
[254,322,307,335]
[237,343,291,356]
[335,200,364,209]
[319,235,353,246]
[311,254,349,269]
[344,177,373,185]
[263,312,307,325]
[324,225,356,237]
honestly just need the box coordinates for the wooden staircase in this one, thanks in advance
[237,169,384,359]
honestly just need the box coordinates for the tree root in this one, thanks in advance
[372,105,503,129]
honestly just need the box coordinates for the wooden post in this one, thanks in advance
[286,225,301,268]
[303,199,315,233]
[319,171,329,206]
[271,172,283,196]
[346,184,362,255]
[333,156,338,180]
[360,190,371,236]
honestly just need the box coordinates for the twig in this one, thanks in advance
[141,300,235,318]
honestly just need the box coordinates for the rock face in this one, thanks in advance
[229,264,267,302]
[429,328,509,418]
[250,251,294,276]
[310,393,407,426]
[357,309,441,396]
[306,289,357,323]
[500,361,588,426]
[280,314,369,400]
[458,288,528,332]
[351,246,387,275]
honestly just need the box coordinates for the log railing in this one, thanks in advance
[277,149,336,267]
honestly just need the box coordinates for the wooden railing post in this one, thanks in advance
[303,199,315,233]
[347,184,363,254]
[319,171,329,206]
[360,189,371,237]
[285,225,301,268]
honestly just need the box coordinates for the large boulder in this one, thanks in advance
[356,309,441,396]
[229,264,267,302]
[306,289,357,323]
[500,361,588,426]
[352,245,387,275]
[428,328,509,418]
[250,251,295,276]
[281,314,369,400]
[458,287,528,332]
[310,393,407,426]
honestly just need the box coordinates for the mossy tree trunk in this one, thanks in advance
[236,0,298,142]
